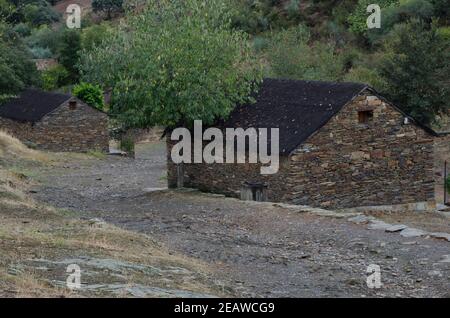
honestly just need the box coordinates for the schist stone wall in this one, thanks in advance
[0,99,109,152]
[167,91,437,209]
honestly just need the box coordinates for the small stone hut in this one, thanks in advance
[167,79,446,210]
[0,89,109,152]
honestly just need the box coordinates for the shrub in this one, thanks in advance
[267,26,345,81]
[81,22,111,51]
[24,25,62,57]
[72,82,104,110]
[12,23,31,37]
[29,46,52,58]
[41,65,69,90]
[92,0,124,19]
[22,2,60,26]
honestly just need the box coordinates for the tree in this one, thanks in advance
[58,29,81,84]
[380,20,450,124]
[73,82,104,110]
[92,0,123,19]
[80,0,261,129]
[0,21,40,97]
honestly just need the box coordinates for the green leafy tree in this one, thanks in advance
[58,29,81,84]
[81,0,261,129]
[73,82,104,110]
[380,20,450,124]
[0,21,40,96]
[92,0,123,19]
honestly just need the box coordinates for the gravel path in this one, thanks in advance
[32,142,450,297]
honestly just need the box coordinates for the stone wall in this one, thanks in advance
[167,90,436,209]
[284,93,435,209]
[434,133,450,204]
[0,99,109,153]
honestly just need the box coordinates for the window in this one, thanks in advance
[69,101,77,110]
[358,110,373,123]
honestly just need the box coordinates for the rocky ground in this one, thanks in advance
[30,142,450,297]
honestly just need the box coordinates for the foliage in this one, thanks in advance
[22,1,59,26]
[0,0,16,22]
[12,22,30,36]
[58,29,81,84]
[24,25,62,57]
[29,45,51,58]
[347,0,399,36]
[41,64,69,90]
[72,82,104,110]
[379,20,450,124]
[267,26,345,81]
[0,22,40,95]
[81,0,262,129]
[92,0,123,19]
[81,22,111,51]
[231,0,305,35]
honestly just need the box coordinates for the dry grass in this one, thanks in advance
[0,132,227,298]
[0,131,49,163]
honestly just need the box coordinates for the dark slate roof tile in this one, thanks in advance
[0,89,71,123]
[221,78,368,154]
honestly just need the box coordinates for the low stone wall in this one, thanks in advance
[0,99,109,153]
[167,91,436,210]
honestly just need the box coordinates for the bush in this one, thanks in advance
[81,22,111,51]
[92,0,124,19]
[24,25,62,57]
[12,22,31,36]
[41,65,69,90]
[29,46,52,58]
[267,26,345,81]
[22,2,60,26]
[72,82,104,110]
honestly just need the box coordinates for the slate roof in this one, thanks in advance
[0,89,71,123]
[220,78,369,154]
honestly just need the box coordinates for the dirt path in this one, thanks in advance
[31,142,450,297]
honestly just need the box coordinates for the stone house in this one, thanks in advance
[0,89,109,152]
[167,78,447,210]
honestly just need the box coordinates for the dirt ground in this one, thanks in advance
[27,142,450,298]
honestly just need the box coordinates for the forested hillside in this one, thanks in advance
[1,0,449,126]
